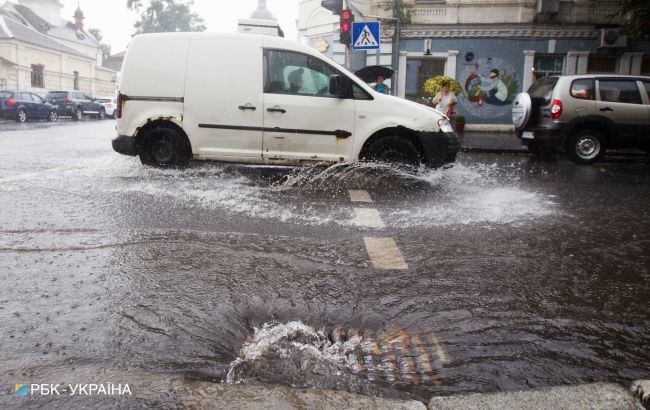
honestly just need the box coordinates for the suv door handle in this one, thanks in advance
[267,107,286,114]
[599,107,613,112]
[238,105,256,111]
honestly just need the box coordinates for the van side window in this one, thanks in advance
[570,79,594,100]
[598,80,643,105]
[642,81,650,102]
[264,49,343,98]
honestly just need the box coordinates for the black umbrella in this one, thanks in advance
[354,65,394,83]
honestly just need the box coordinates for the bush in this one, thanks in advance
[422,76,462,97]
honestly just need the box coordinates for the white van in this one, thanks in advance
[112,33,459,168]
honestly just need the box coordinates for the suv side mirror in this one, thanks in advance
[329,75,348,98]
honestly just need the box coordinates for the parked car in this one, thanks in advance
[513,75,650,164]
[0,90,58,123]
[96,96,117,118]
[45,91,105,120]
[112,33,459,169]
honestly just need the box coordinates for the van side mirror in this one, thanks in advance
[329,75,348,98]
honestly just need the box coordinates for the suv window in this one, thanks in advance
[570,79,594,100]
[0,91,12,99]
[31,94,44,103]
[528,77,557,105]
[598,80,643,105]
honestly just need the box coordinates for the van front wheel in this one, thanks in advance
[139,127,190,168]
[366,136,420,167]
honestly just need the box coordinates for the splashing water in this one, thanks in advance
[226,321,447,392]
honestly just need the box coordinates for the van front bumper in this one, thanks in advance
[416,131,460,168]
[112,135,138,156]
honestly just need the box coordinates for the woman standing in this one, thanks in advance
[432,80,457,116]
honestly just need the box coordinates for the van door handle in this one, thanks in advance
[599,107,613,112]
[238,105,256,111]
[267,107,286,114]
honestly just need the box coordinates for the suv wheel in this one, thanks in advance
[366,136,421,167]
[16,108,27,123]
[567,130,603,164]
[48,110,58,122]
[73,107,83,121]
[97,108,105,120]
[139,127,191,168]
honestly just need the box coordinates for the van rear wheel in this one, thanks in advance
[139,127,190,168]
[366,136,420,167]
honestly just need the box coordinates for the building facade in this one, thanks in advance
[298,0,650,129]
[0,0,116,97]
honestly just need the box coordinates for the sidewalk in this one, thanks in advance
[459,130,528,153]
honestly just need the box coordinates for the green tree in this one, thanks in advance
[620,0,650,39]
[126,0,206,35]
[88,28,111,65]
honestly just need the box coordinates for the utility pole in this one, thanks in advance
[391,0,401,96]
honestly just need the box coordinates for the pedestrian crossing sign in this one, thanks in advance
[352,21,380,50]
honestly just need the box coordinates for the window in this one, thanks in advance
[73,71,79,90]
[0,79,6,90]
[528,77,557,105]
[31,64,44,88]
[30,94,44,103]
[533,55,564,79]
[570,79,594,100]
[587,55,617,74]
[598,80,643,105]
[405,58,445,102]
[264,49,344,98]
[642,81,650,102]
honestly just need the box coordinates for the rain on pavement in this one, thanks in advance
[0,120,648,405]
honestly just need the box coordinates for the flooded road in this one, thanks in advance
[0,121,648,405]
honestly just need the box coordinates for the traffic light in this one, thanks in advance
[339,8,354,46]
[321,0,343,15]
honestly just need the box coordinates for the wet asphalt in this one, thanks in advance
[0,120,648,406]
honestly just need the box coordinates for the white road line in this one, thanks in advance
[353,208,386,228]
[363,237,408,270]
[0,166,77,183]
[348,189,373,203]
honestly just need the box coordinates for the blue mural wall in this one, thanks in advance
[403,37,600,124]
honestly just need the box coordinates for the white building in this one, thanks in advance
[0,0,116,96]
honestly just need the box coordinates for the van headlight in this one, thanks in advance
[438,118,454,133]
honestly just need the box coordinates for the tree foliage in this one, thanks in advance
[620,0,650,39]
[126,0,206,35]
[88,28,111,65]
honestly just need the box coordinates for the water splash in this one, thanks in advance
[226,321,446,390]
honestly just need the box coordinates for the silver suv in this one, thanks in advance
[512,75,650,164]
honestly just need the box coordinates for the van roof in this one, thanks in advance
[128,32,376,95]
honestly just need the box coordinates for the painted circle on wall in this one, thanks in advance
[457,57,520,120]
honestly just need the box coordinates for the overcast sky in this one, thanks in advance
[59,0,300,53]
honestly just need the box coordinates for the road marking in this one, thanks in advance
[363,237,408,270]
[348,189,373,203]
[0,166,77,183]
[354,208,386,228]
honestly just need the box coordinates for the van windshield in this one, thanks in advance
[528,77,557,105]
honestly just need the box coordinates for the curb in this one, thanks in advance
[632,380,650,408]
[428,382,646,410]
